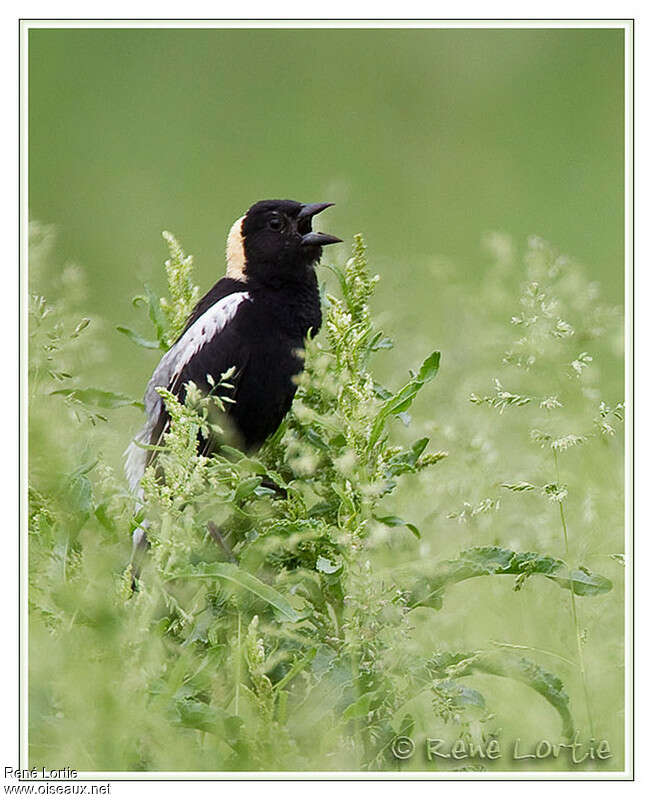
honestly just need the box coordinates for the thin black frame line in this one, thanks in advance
[18,17,635,22]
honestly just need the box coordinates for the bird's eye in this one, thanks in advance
[268,216,284,231]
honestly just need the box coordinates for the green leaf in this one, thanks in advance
[316,556,341,574]
[385,437,430,476]
[116,325,162,350]
[263,469,289,490]
[234,477,262,502]
[415,350,441,382]
[368,351,440,446]
[342,691,375,720]
[146,283,169,342]
[66,474,93,516]
[373,382,393,401]
[224,715,244,742]
[375,514,421,539]
[50,387,143,409]
[307,499,339,517]
[399,713,415,737]
[219,444,248,461]
[133,283,170,348]
[408,546,612,610]
[175,700,224,734]
[94,502,116,532]
[550,568,613,596]
[434,679,486,710]
[368,331,394,352]
[427,650,573,739]
[168,562,300,622]
[305,427,330,452]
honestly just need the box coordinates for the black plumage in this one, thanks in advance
[125,199,340,499]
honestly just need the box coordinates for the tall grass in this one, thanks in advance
[28,226,624,772]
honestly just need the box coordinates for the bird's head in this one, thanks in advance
[225,199,341,285]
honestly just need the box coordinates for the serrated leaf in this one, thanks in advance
[427,650,573,739]
[408,546,612,610]
[369,351,440,446]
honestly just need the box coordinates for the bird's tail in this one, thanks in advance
[124,422,157,588]
[124,424,153,495]
[129,515,149,589]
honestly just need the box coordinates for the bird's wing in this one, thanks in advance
[124,290,251,493]
[177,277,248,337]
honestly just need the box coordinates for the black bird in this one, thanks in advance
[125,199,341,537]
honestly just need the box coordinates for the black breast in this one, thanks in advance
[228,280,322,448]
[176,277,321,451]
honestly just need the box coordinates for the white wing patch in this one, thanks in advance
[124,291,250,493]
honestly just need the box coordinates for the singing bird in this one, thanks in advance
[125,199,341,553]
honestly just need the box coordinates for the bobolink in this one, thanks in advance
[125,199,340,551]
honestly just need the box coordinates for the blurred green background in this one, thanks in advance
[28,26,627,773]
[29,26,624,396]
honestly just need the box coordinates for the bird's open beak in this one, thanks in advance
[298,202,342,247]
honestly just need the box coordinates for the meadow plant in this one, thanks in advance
[27,228,623,771]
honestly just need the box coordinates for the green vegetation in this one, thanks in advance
[28,226,624,772]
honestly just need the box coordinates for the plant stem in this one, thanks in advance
[207,520,237,562]
[554,450,595,738]
[273,647,317,695]
[490,640,577,668]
